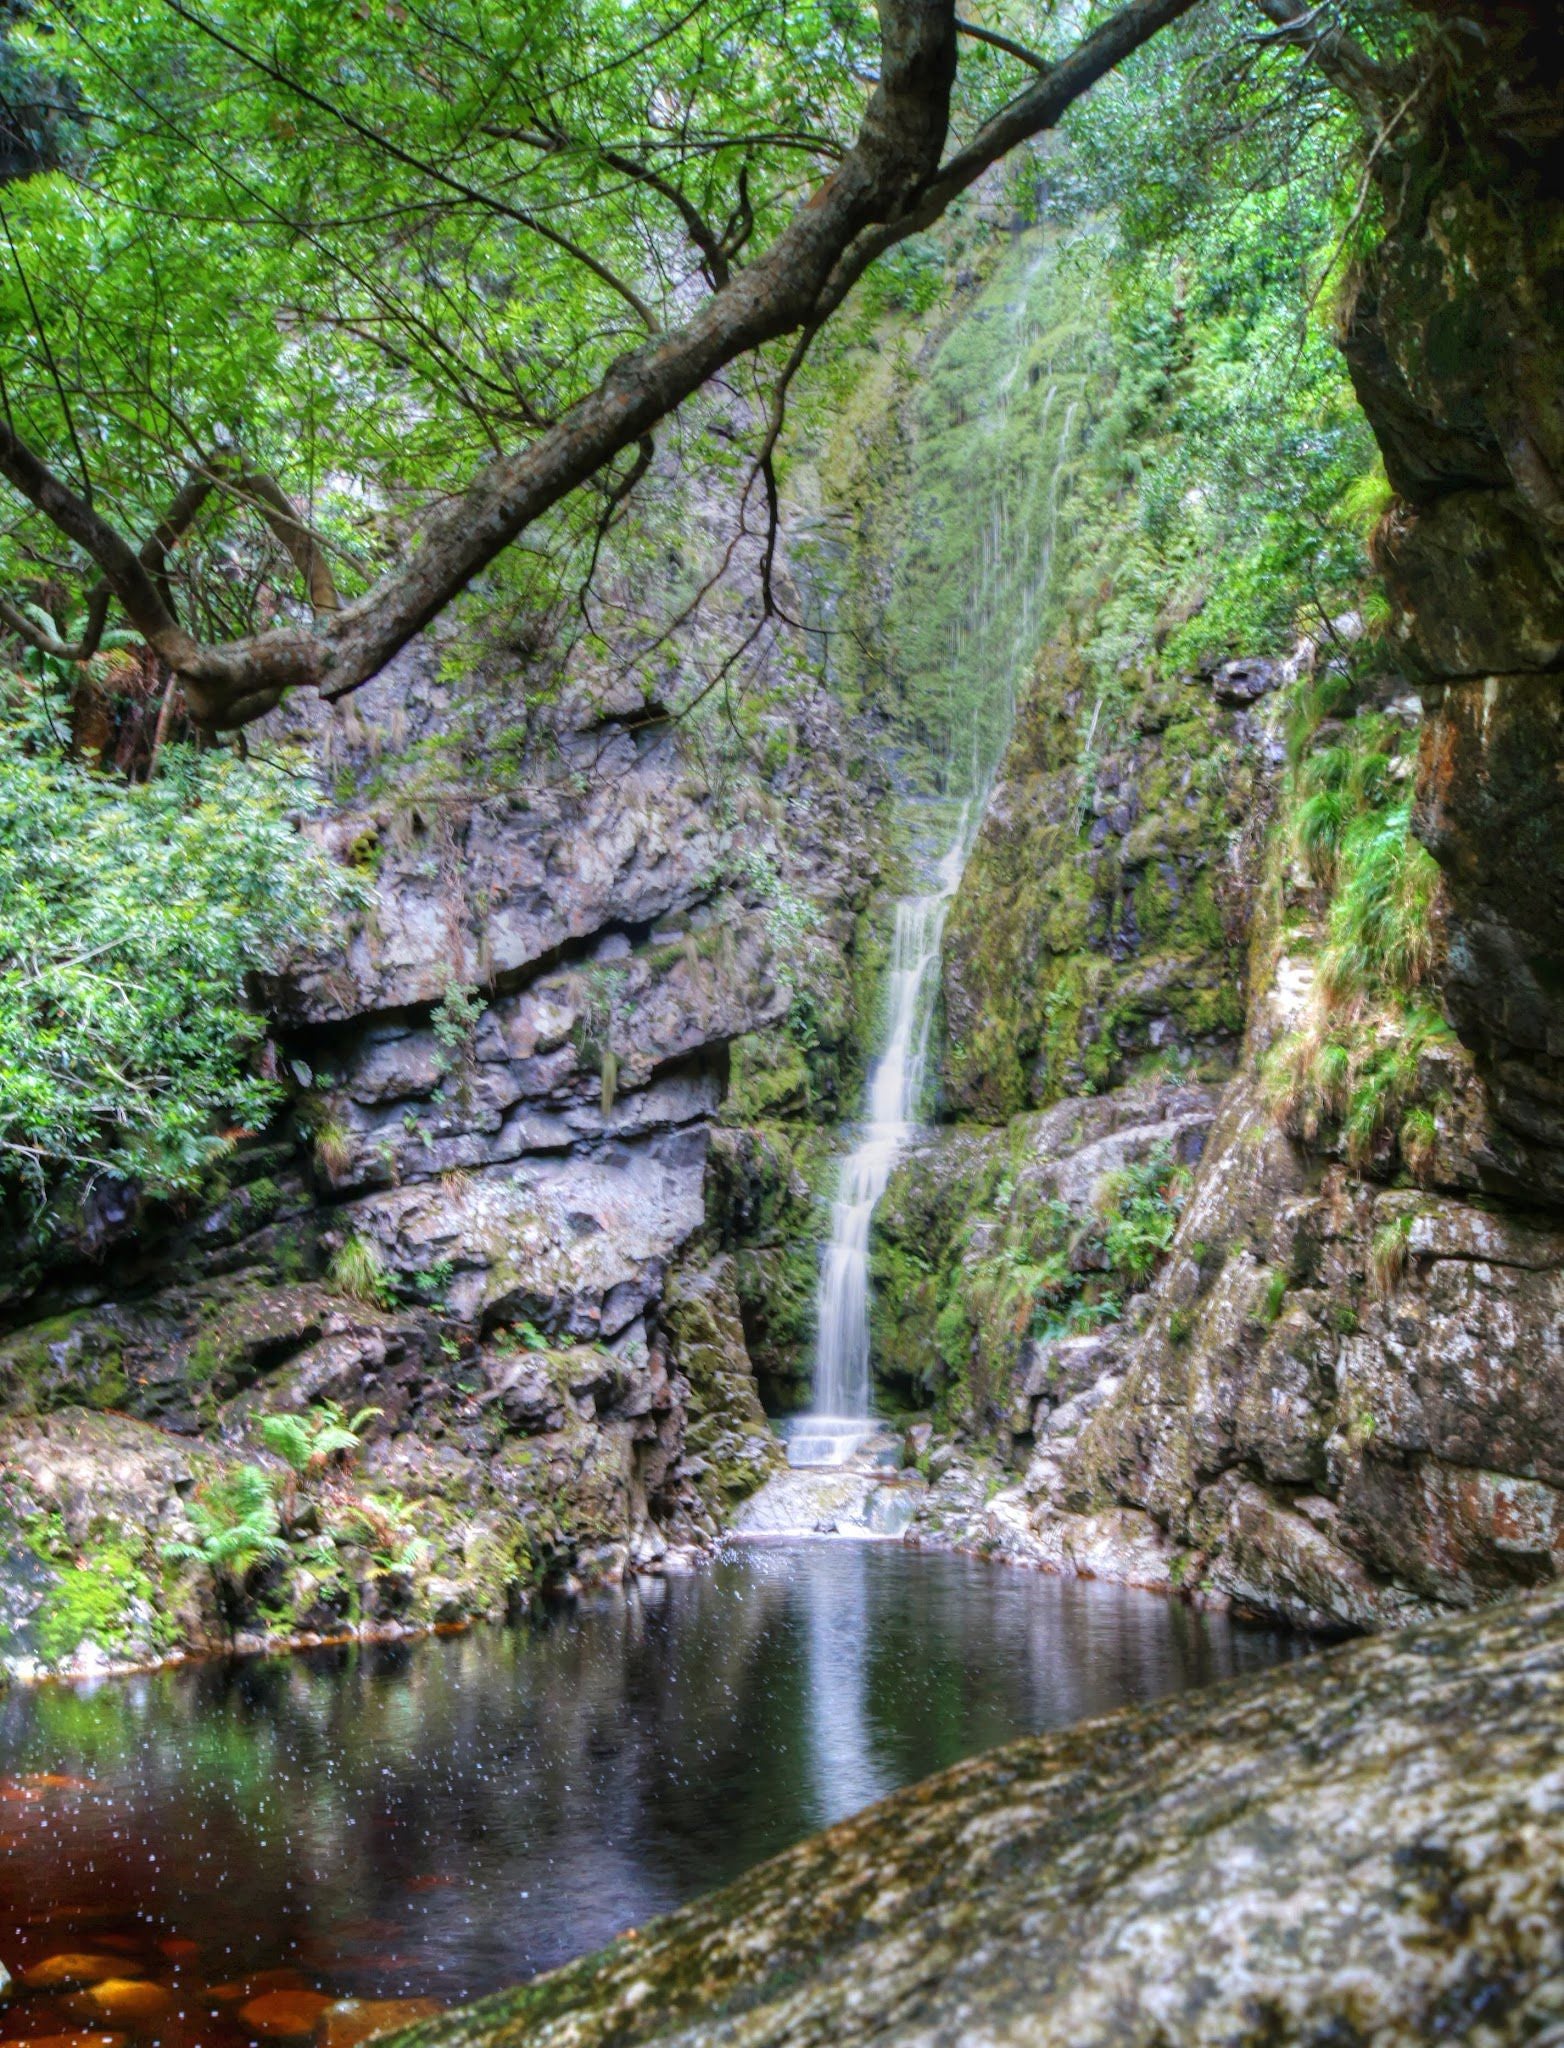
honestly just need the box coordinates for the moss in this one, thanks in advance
[0,1310,135,1418]
[32,1541,175,1666]
[726,1032,813,1123]
[88,1350,129,1409]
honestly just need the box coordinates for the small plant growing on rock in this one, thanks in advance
[1399,1105,1438,1184]
[313,1117,354,1180]
[1097,1145,1191,1283]
[1369,1214,1413,1299]
[1257,1269,1289,1326]
[164,1466,287,1616]
[431,979,486,1092]
[260,1402,381,1482]
[329,1235,394,1308]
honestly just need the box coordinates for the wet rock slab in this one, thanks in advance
[382,1586,1564,2047]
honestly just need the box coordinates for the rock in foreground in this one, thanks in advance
[386,1587,1564,2047]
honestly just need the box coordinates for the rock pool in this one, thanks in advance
[0,1543,1300,2045]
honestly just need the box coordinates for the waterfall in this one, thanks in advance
[784,230,1094,1473]
[787,812,971,1469]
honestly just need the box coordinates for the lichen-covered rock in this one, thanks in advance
[0,607,883,1670]
[940,653,1260,1120]
[660,1257,782,1512]
[1340,4,1564,1187]
[1045,1056,1564,1632]
[379,1586,1564,2048]
[869,1078,1221,1433]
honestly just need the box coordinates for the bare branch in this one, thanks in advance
[955,17,1049,73]
[1246,0,1395,124]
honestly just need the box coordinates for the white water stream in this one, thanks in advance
[787,810,972,1470]
[785,233,1090,1475]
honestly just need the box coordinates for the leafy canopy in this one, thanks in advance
[0,0,880,646]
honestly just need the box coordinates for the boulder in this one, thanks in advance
[379,1587,1564,2048]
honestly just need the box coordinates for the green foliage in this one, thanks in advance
[258,1401,380,1479]
[33,1542,170,1664]
[1257,1268,1289,1327]
[1318,802,1439,1002]
[0,688,346,1212]
[1369,1213,1413,1298]
[1267,708,1451,1172]
[1052,7,1390,684]
[163,1464,287,1584]
[1098,1147,1192,1283]
[1399,1105,1439,1184]
[312,1117,354,1179]
[876,1137,1190,1429]
[0,0,885,676]
[328,1235,393,1309]
[431,980,486,1083]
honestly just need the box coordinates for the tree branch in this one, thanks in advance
[0,418,198,666]
[1246,0,1395,124]
[0,0,1202,730]
[955,17,1049,73]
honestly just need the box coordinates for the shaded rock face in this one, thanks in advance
[1044,1048,1564,1632]
[1342,2,1564,1190]
[0,641,880,1671]
[383,1586,1564,2048]
[940,655,1264,1121]
[878,611,1564,1629]
[869,1077,1222,1429]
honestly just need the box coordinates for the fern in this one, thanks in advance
[259,1401,381,1478]
[164,1466,286,1582]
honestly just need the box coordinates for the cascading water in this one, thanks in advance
[787,814,971,1469]
[785,228,1096,1474]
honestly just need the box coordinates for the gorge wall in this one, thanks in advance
[0,534,890,1675]
[861,4,1564,1635]
[4,3,1563,1675]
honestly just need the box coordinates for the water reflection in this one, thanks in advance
[0,1545,1303,2028]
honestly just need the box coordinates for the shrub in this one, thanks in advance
[1369,1214,1413,1299]
[259,1401,380,1480]
[0,688,347,1214]
[164,1466,287,1594]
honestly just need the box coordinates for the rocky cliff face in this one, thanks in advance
[0,623,883,1676]
[1344,0,1564,1197]
[878,604,1564,1632]
[941,652,1263,1120]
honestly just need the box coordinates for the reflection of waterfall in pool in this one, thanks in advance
[803,1539,894,1820]
[788,233,1092,1472]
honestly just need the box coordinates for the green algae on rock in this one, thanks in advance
[377,1586,1564,2048]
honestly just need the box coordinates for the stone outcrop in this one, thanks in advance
[869,1075,1221,1427]
[0,633,881,1676]
[1341,1,1564,1193]
[885,596,1564,1629]
[1028,1045,1564,1631]
[380,1585,1564,2048]
[940,653,1264,1120]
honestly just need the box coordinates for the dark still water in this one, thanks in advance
[0,1543,1302,2042]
